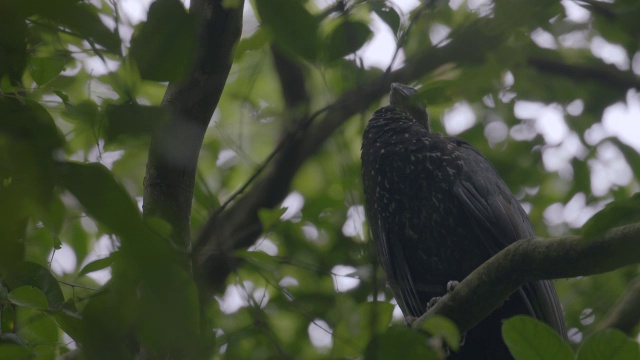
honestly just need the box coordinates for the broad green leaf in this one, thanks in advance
[78,255,115,277]
[365,325,438,360]
[325,20,373,62]
[50,305,83,342]
[28,55,70,85]
[576,329,640,360]
[129,0,197,81]
[5,262,64,309]
[104,103,171,144]
[502,316,573,360]
[582,193,640,240]
[8,286,48,309]
[421,315,461,351]
[254,0,320,60]
[55,162,142,235]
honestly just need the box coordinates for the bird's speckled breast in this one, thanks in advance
[362,106,489,309]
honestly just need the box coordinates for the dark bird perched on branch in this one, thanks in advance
[361,83,566,359]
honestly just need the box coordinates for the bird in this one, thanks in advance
[361,83,565,359]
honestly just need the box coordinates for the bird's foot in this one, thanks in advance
[446,280,459,293]
[426,296,441,311]
[404,315,417,326]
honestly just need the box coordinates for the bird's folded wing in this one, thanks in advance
[449,137,566,337]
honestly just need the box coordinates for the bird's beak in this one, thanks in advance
[390,83,418,106]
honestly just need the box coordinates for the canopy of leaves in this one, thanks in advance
[0,0,639,359]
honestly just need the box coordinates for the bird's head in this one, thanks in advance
[389,83,429,128]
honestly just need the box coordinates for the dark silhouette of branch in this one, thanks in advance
[528,56,640,91]
[143,0,244,255]
[597,276,640,335]
[411,222,640,334]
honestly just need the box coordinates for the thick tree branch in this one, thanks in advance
[528,56,640,91]
[411,222,640,334]
[597,276,640,335]
[143,0,243,254]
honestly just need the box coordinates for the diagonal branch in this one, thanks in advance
[411,222,640,334]
[528,56,640,91]
[597,276,640,335]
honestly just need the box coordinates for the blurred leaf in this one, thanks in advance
[332,302,394,357]
[49,301,83,342]
[8,286,48,309]
[5,262,64,309]
[254,0,320,60]
[78,255,115,277]
[0,343,32,360]
[55,162,141,235]
[234,29,269,60]
[576,329,640,360]
[62,99,98,124]
[258,207,286,230]
[28,54,70,85]
[104,103,170,144]
[421,315,461,351]
[129,0,197,81]
[582,193,640,240]
[502,316,573,360]
[365,325,438,360]
[325,20,372,62]
[371,2,401,36]
[1,304,15,333]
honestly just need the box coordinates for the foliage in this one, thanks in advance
[1,0,639,359]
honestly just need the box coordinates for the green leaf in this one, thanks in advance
[55,162,142,235]
[576,329,640,360]
[332,302,394,357]
[30,0,121,54]
[5,262,65,309]
[1,303,15,333]
[254,0,320,60]
[258,207,287,230]
[582,193,640,240]
[502,316,573,360]
[129,0,197,81]
[421,315,461,351]
[371,3,401,36]
[0,343,32,360]
[78,255,115,277]
[325,20,373,62]
[8,286,49,309]
[50,304,83,342]
[104,103,171,144]
[365,325,438,360]
[28,54,70,85]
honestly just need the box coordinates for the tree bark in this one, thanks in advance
[142,0,243,264]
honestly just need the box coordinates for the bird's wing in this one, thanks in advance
[376,217,424,317]
[449,137,566,337]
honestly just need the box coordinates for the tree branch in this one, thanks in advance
[143,0,243,255]
[528,56,640,91]
[597,276,640,335]
[411,222,640,334]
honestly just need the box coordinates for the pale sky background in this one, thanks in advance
[51,0,640,350]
